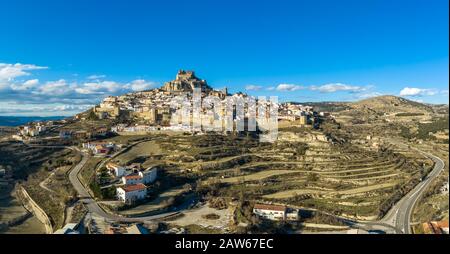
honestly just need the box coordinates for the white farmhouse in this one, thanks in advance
[122,174,142,185]
[116,184,147,203]
[286,208,300,221]
[106,163,126,177]
[140,167,158,184]
[121,167,158,185]
[253,204,287,220]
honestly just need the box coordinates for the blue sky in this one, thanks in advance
[0,0,448,116]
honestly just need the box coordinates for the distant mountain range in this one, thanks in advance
[0,116,66,127]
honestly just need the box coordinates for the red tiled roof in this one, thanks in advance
[254,204,286,212]
[107,163,121,168]
[123,174,142,180]
[437,220,449,228]
[121,184,146,192]
[423,220,449,234]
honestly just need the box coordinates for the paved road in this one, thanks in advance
[380,148,445,234]
[68,147,180,223]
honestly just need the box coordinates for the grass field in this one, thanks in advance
[219,170,304,183]
[263,189,326,199]
[113,141,161,166]
[263,182,399,199]
[80,157,103,187]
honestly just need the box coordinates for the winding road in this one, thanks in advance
[380,148,445,233]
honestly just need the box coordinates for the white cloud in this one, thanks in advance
[266,87,275,91]
[87,74,106,80]
[24,79,39,87]
[11,79,39,91]
[310,83,367,93]
[36,79,73,96]
[276,84,304,91]
[245,85,263,91]
[0,63,47,81]
[355,92,384,99]
[0,102,94,116]
[410,98,424,103]
[75,81,121,95]
[125,79,156,91]
[0,62,162,116]
[399,87,437,97]
[52,104,93,112]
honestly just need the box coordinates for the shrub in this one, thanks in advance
[202,213,220,220]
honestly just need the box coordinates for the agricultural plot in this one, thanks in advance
[219,170,304,184]
[113,141,162,165]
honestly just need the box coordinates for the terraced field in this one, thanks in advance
[264,182,399,199]
[148,131,432,219]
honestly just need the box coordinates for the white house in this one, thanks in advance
[106,163,126,177]
[82,141,115,151]
[286,208,300,221]
[116,184,147,203]
[82,141,115,156]
[121,167,158,185]
[122,174,142,185]
[253,204,287,220]
[140,167,158,184]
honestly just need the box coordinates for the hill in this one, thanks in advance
[349,95,433,114]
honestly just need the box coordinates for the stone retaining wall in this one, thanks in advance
[17,185,53,234]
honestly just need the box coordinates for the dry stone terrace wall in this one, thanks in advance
[17,185,53,234]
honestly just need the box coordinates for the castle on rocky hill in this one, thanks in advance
[161,70,212,93]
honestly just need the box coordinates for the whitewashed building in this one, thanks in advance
[116,184,147,203]
[121,167,158,185]
[253,204,287,220]
[140,167,158,184]
[286,208,300,221]
[122,174,142,185]
[106,163,126,177]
